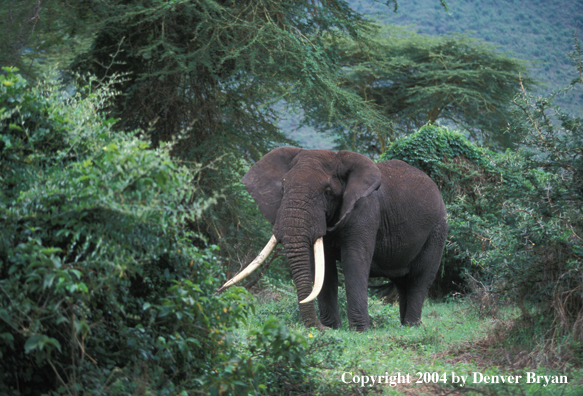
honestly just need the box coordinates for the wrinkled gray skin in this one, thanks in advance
[242,148,447,331]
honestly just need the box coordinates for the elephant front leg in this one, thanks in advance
[295,270,326,330]
[340,248,373,332]
[339,201,379,331]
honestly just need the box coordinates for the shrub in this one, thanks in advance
[481,61,583,357]
[0,67,263,395]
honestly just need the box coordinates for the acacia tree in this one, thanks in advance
[68,0,398,270]
[317,26,537,153]
[72,1,395,158]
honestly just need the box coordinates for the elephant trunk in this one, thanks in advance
[220,191,328,330]
[282,236,322,328]
[275,198,327,329]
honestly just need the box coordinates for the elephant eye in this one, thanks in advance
[324,189,333,199]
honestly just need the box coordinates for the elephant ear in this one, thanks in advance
[329,150,381,231]
[242,147,304,224]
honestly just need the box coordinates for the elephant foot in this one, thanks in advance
[348,322,370,332]
[304,321,330,332]
[301,316,329,332]
[320,319,341,330]
[401,320,422,327]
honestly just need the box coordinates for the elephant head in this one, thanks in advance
[220,147,381,329]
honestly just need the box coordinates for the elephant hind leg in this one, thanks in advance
[392,273,432,326]
[317,244,342,329]
[317,260,341,329]
[394,222,447,326]
[391,277,424,326]
[391,279,408,325]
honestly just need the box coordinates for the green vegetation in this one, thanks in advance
[0,0,96,79]
[69,0,387,157]
[1,0,582,394]
[319,26,536,153]
[245,283,583,395]
[0,68,320,395]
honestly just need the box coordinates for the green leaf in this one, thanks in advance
[23,336,40,354]
[43,273,56,290]
[0,333,14,342]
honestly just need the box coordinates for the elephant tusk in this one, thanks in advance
[219,235,277,290]
[299,237,325,304]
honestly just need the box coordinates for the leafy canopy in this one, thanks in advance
[69,0,411,271]
[72,0,390,161]
[320,26,536,154]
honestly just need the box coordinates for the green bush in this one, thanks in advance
[478,63,583,355]
[0,67,312,395]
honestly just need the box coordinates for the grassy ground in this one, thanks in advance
[236,280,583,395]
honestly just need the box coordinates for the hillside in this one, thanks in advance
[352,0,583,111]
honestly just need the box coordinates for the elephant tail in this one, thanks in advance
[369,281,397,301]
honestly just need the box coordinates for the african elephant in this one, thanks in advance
[220,147,447,331]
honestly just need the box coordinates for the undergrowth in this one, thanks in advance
[242,279,583,395]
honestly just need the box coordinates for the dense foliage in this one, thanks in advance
[0,0,96,79]
[0,68,331,395]
[71,0,389,156]
[484,65,583,354]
